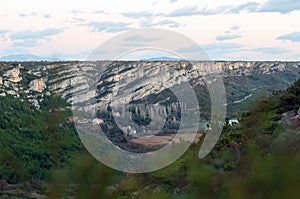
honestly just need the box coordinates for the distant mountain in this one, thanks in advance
[141,56,182,61]
[0,54,61,62]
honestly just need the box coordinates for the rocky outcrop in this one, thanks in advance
[5,67,22,83]
[29,79,46,93]
[0,61,299,110]
[282,109,300,130]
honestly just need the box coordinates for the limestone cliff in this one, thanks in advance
[0,61,299,114]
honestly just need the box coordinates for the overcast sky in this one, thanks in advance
[1,0,300,60]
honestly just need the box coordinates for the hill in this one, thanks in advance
[0,61,299,198]
[0,54,60,62]
[45,75,300,199]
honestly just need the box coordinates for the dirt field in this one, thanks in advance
[129,133,202,147]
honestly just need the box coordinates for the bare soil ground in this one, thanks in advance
[129,133,202,146]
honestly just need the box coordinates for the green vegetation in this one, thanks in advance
[1,76,300,198]
[0,95,82,184]
[47,76,300,198]
[278,78,300,113]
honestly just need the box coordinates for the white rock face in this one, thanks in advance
[29,98,40,109]
[5,68,22,83]
[7,90,17,96]
[29,79,46,93]
[0,61,299,110]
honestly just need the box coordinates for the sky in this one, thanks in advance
[0,0,300,61]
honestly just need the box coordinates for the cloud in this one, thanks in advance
[123,35,161,43]
[140,19,180,28]
[155,19,180,27]
[216,34,242,41]
[176,45,204,53]
[228,0,300,14]
[19,12,51,18]
[167,6,200,17]
[87,21,131,33]
[254,47,291,54]
[0,29,9,35]
[69,17,86,25]
[231,25,240,30]
[121,43,147,47]
[44,14,51,18]
[167,5,241,17]
[203,43,243,51]
[276,32,300,42]
[0,29,9,40]
[122,12,153,19]
[70,10,86,15]
[49,49,94,61]
[93,10,106,14]
[10,28,63,48]
[167,0,300,17]
[140,20,154,27]
[0,49,28,57]
[202,43,291,58]
[259,0,300,14]
[176,43,244,59]
[228,2,259,13]
[167,4,256,17]
[216,25,242,41]
[203,43,290,57]
[202,43,244,58]
[19,12,37,17]
[10,28,63,41]
[170,0,178,3]
[12,39,38,48]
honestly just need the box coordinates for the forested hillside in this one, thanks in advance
[0,95,82,184]
[45,77,300,198]
[0,76,299,198]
